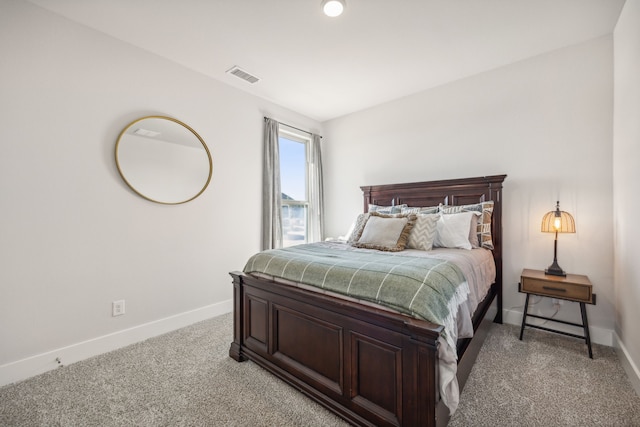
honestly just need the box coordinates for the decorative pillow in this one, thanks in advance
[406,213,439,251]
[433,211,480,250]
[346,213,370,244]
[467,214,480,248]
[437,204,478,248]
[401,205,439,215]
[353,212,416,251]
[368,204,407,214]
[440,201,494,249]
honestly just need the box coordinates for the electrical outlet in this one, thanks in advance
[112,300,125,316]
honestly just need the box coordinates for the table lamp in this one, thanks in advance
[541,201,575,276]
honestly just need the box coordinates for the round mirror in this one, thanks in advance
[115,116,212,204]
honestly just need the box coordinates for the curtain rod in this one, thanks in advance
[264,117,322,139]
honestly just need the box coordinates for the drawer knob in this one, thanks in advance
[542,285,566,292]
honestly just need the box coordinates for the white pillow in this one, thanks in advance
[433,211,481,250]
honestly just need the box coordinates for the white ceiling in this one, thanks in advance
[27,0,625,122]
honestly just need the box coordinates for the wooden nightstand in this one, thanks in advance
[518,268,596,358]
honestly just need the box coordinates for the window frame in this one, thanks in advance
[278,125,311,247]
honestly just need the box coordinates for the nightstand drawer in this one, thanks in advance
[521,277,589,301]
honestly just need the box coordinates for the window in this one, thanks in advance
[279,127,309,247]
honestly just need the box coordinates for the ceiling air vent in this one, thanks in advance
[226,66,260,84]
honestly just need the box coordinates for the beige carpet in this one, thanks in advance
[1,313,639,426]
[449,324,640,426]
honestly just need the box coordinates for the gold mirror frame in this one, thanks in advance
[115,116,213,205]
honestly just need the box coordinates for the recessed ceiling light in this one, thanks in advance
[321,0,345,17]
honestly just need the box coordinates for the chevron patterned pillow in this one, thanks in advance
[406,214,439,251]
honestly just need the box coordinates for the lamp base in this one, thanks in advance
[545,264,566,277]
[546,233,568,276]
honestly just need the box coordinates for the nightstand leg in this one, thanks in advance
[519,293,530,340]
[580,302,593,359]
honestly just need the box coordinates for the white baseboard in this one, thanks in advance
[502,308,613,347]
[613,332,640,397]
[0,300,233,387]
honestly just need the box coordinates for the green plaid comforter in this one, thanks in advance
[243,242,470,345]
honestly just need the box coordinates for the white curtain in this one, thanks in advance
[262,118,282,250]
[308,133,324,242]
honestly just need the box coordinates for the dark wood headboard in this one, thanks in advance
[361,174,507,321]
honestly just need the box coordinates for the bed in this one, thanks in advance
[229,175,506,426]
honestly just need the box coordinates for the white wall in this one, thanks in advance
[613,0,640,393]
[323,37,615,345]
[0,0,321,385]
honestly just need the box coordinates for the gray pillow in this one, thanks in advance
[346,213,370,243]
[368,204,408,214]
[353,212,416,251]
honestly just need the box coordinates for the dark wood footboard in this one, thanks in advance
[230,270,452,426]
[230,271,499,426]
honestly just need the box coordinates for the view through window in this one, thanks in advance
[279,129,309,247]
